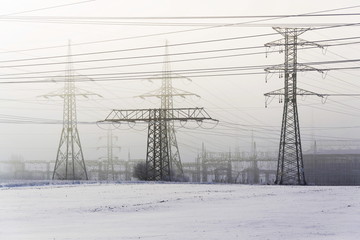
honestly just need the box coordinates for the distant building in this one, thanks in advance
[304,153,360,185]
[2,147,360,186]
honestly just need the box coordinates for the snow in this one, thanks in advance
[1,182,359,240]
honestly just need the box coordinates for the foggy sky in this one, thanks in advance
[0,0,359,163]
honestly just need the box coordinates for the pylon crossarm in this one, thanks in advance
[264,64,284,73]
[171,87,200,98]
[264,88,285,97]
[39,89,66,99]
[40,88,101,99]
[265,63,327,73]
[138,92,198,99]
[142,73,194,81]
[103,108,215,123]
[297,38,325,49]
[296,64,326,73]
[296,88,324,98]
[74,88,103,98]
[136,86,199,99]
[273,27,309,37]
[264,88,284,107]
[265,88,324,98]
[266,38,324,49]
[136,88,162,99]
[265,38,286,48]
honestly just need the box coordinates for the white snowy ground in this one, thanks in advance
[0,182,359,240]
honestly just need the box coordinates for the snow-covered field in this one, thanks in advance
[1,182,359,240]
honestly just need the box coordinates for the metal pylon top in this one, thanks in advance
[264,28,324,185]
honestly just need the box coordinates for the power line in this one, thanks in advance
[0,32,278,55]
[0,0,95,16]
[0,38,359,75]
[1,55,360,81]
[0,5,358,55]
[0,45,265,64]
[0,72,264,84]
[0,35,359,64]
[0,19,357,28]
[2,65,360,84]
[3,12,360,20]
[0,5,359,28]
[311,22,360,31]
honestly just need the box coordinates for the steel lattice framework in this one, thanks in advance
[98,129,118,180]
[41,42,100,180]
[264,28,323,185]
[160,43,183,179]
[146,109,170,180]
[103,107,215,181]
[137,42,199,179]
[54,46,87,180]
[105,129,117,180]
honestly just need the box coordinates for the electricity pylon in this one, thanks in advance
[264,28,324,185]
[138,41,199,179]
[98,128,120,180]
[41,42,101,180]
[250,132,259,184]
[102,108,216,181]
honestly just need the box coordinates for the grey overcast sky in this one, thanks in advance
[0,0,360,162]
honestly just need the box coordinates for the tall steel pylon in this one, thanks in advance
[98,128,119,180]
[102,108,216,181]
[161,41,183,178]
[42,42,100,180]
[264,28,324,185]
[138,41,198,180]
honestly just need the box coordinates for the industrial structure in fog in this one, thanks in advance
[185,146,277,184]
[40,42,101,181]
[101,108,216,181]
[100,42,216,181]
[3,138,360,186]
[137,41,200,181]
[0,148,277,183]
[0,22,358,187]
[97,128,120,181]
[264,27,324,185]
[2,146,360,185]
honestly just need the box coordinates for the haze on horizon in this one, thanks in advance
[0,0,360,164]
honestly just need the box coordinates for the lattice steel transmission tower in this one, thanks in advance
[264,28,324,185]
[102,108,216,181]
[42,42,100,180]
[138,41,199,179]
[98,128,119,180]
